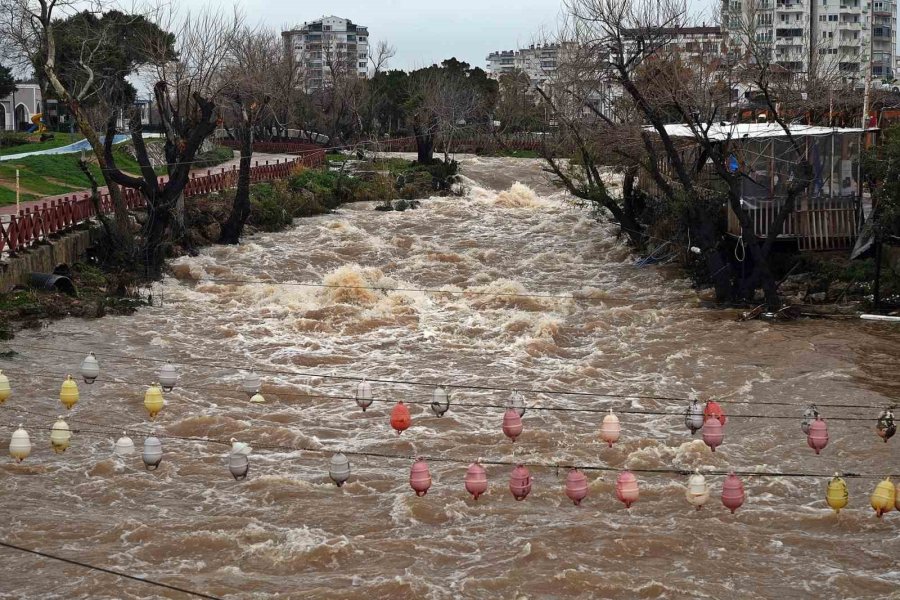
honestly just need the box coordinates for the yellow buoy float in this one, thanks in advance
[59,375,79,410]
[825,474,848,514]
[144,384,164,419]
[50,417,71,453]
[870,477,895,518]
[0,370,11,404]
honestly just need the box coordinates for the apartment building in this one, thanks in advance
[486,43,561,87]
[723,0,898,82]
[282,16,370,92]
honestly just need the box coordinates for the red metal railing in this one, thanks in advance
[0,149,325,254]
[218,140,325,155]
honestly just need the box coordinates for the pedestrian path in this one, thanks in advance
[0,152,296,217]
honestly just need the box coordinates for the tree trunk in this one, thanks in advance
[219,126,254,244]
[413,124,434,163]
[70,103,134,252]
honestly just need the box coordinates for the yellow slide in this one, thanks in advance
[28,113,47,134]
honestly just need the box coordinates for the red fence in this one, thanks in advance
[219,136,550,155]
[0,149,325,255]
[218,140,325,155]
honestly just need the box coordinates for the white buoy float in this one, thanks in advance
[329,453,351,487]
[80,352,99,384]
[114,432,135,457]
[157,362,179,392]
[142,437,163,470]
[9,425,31,462]
[50,417,71,454]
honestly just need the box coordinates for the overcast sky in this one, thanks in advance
[228,0,569,70]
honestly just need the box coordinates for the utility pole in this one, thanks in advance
[861,0,875,133]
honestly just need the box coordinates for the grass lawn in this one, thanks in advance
[0,142,235,207]
[0,148,157,207]
[0,133,85,157]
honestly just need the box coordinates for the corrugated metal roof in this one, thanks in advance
[649,122,866,140]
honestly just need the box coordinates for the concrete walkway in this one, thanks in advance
[0,152,298,217]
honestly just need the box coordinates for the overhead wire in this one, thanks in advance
[0,345,893,412]
[0,408,887,480]
[0,540,224,600]
[0,369,885,423]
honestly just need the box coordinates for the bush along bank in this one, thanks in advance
[187,157,461,244]
[0,263,148,341]
[0,157,460,337]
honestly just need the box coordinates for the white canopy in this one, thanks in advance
[649,122,866,141]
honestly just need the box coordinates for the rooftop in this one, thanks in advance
[650,122,866,140]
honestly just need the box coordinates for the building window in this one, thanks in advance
[359,62,367,68]
[324,25,331,31]
[829,14,838,21]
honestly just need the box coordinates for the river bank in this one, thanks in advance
[0,153,461,339]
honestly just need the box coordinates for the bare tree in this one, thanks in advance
[1,0,136,250]
[98,7,240,272]
[538,0,858,309]
[218,26,281,244]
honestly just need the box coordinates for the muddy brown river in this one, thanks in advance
[1,156,898,599]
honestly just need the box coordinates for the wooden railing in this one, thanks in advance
[217,140,325,155]
[0,149,325,255]
[726,197,858,251]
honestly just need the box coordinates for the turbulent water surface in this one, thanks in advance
[1,156,899,599]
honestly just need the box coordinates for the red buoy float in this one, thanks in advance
[409,458,432,496]
[615,470,639,508]
[807,417,829,455]
[502,409,523,442]
[721,472,745,514]
[702,418,724,452]
[464,461,488,500]
[391,401,411,435]
[704,401,726,425]
[509,464,532,501]
[565,469,589,505]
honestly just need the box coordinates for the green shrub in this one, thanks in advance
[0,133,32,150]
[193,146,235,169]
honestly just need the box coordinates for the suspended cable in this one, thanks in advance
[0,380,879,426]
[0,344,893,412]
[0,540,224,600]
[179,277,628,302]
[0,415,888,480]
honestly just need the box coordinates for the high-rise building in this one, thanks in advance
[486,44,561,87]
[722,0,897,82]
[282,16,370,92]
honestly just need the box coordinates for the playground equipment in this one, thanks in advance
[26,113,47,134]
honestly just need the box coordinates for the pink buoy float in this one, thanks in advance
[502,409,523,442]
[807,417,829,455]
[615,470,639,508]
[409,458,432,497]
[565,469,589,506]
[721,472,745,514]
[464,461,488,501]
[702,418,724,452]
[509,464,532,501]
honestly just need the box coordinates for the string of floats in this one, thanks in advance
[0,354,898,517]
[2,341,894,411]
[2,403,899,518]
[0,367,886,422]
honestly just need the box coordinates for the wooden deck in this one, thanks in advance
[727,198,858,251]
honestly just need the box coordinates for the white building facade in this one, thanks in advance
[282,16,369,92]
[723,0,898,82]
[486,44,560,87]
[0,83,42,132]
